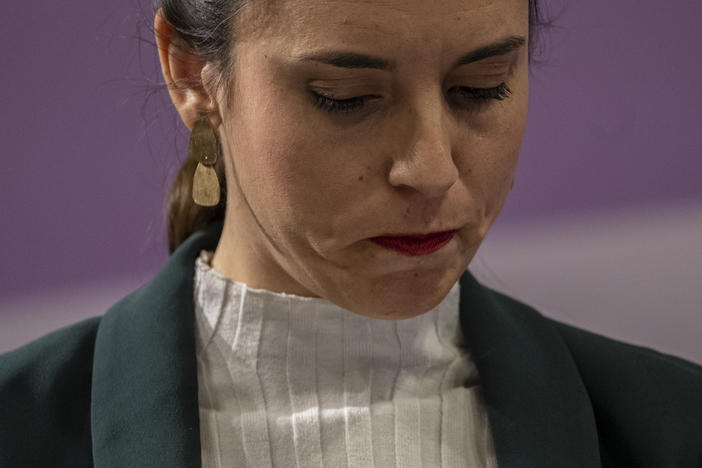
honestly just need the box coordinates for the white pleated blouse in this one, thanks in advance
[193,249,498,468]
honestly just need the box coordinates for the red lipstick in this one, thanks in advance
[370,230,458,256]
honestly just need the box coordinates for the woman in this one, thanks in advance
[2,0,701,466]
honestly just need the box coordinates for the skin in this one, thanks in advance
[155,0,529,320]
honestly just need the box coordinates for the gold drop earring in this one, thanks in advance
[189,115,221,207]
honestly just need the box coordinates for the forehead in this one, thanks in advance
[237,0,528,58]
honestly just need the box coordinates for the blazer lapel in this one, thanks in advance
[90,220,223,467]
[458,270,602,467]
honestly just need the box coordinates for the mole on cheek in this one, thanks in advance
[358,165,372,182]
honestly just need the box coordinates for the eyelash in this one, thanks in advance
[311,82,512,114]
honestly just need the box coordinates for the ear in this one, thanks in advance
[154,8,222,130]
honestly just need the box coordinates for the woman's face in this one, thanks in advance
[209,0,529,319]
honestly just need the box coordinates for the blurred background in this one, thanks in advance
[1,0,701,362]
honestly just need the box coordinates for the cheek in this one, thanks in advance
[245,116,358,236]
[460,96,527,212]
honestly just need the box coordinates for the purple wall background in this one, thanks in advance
[2,0,701,297]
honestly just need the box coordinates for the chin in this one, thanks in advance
[331,266,459,320]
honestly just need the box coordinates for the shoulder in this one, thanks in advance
[546,317,702,464]
[549,317,702,379]
[0,316,102,467]
[0,316,102,389]
[480,282,702,393]
[548,317,702,394]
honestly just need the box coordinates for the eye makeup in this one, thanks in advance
[310,82,512,114]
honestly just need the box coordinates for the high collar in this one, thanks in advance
[90,220,601,467]
[193,248,466,373]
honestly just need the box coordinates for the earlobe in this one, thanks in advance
[154,8,218,130]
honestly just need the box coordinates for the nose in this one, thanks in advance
[387,100,458,198]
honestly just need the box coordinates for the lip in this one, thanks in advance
[373,230,459,239]
[369,230,458,256]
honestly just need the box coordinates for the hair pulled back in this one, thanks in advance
[160,0,550,254]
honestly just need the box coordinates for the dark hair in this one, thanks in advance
[158,0,554,254]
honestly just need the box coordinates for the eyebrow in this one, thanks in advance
[295,35,526,71]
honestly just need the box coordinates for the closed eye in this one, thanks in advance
[311,82,512,114]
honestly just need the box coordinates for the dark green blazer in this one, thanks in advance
[2,220,701,467]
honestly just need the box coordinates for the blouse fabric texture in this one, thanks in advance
[194,249,498,468]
